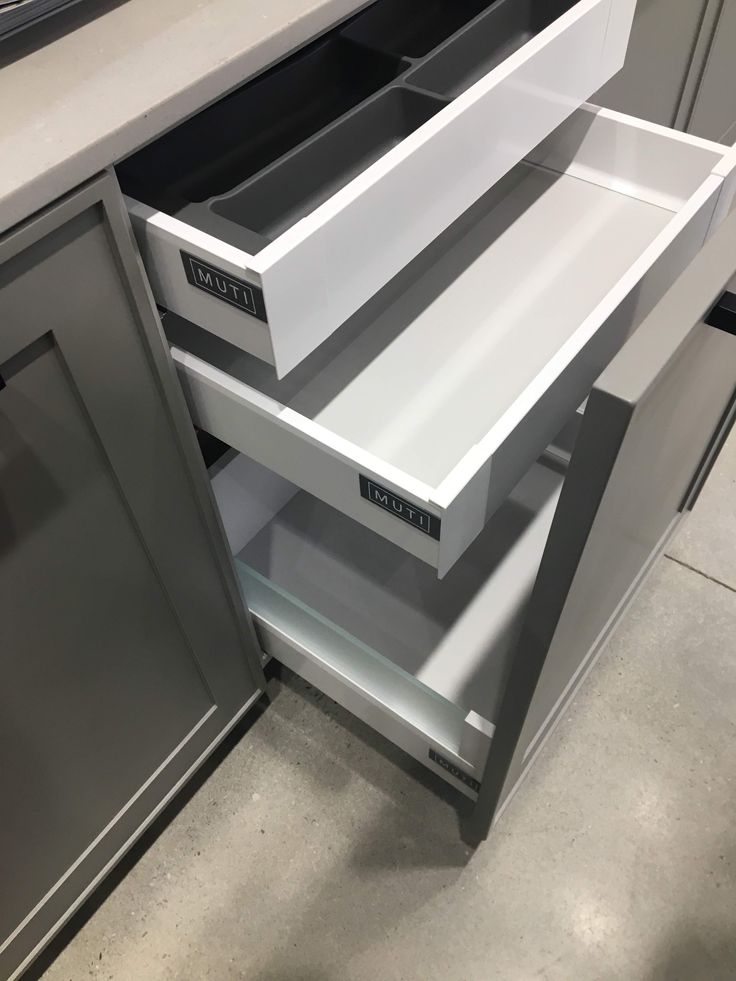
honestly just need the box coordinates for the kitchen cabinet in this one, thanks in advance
[0,174,264,981]
[177,114,736,841]
[123,0,735,830]
[4,0,736,976]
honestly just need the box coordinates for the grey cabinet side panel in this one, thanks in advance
[515,325,735,758]
[466,208,736,844]
[463,392,630,845]
[595,0,709,126]
[0,174,264,981]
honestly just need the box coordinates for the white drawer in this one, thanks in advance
[167,106,734,576]
[119,0,634,377]
[211,450,567,798]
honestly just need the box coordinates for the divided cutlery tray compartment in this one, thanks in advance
[118,0,635,376]
[166,107,734,576]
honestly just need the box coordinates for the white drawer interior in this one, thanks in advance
[212,448,567,797]
[120,0,631,376]
[169,107,731,575]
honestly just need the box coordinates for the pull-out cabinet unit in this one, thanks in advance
[205,203,736,839]
[119,0,636,376]
[112,0,735,847]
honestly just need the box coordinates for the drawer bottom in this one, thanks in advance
[211,448,566,797]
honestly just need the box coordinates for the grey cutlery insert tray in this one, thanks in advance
[118,0,576,254]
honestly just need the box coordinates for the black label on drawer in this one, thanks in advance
[429,750,480,793]
[181,252,268,322]
[359,475,441,540]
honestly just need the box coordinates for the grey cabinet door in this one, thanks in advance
[0,175,264,980]
[469,205,736,843]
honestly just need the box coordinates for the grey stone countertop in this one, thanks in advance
[0,0,367,234]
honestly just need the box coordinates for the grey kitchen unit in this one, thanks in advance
[0,175,265,981]
[2,0,736,979]
[155,97,736,843]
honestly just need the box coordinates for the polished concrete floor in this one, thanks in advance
[38,434,736,981]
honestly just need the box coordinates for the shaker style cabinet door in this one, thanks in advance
[470,201,736,843]
[0,175,264,981]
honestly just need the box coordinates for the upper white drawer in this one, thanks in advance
[165,106,735,576]
[119,0,635,377]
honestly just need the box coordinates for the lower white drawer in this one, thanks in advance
[169,106,734,576]
[212,448,568,798]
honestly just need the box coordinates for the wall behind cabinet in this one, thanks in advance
[595,0,710,127]
[687,0,736,142]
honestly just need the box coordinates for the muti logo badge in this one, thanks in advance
[428,750,480,792]
[359,476,441,540]
[181,252,267,322]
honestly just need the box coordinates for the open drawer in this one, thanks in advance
[167,106,735,576]
[118,0,635,377]
[211,447,570,798]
